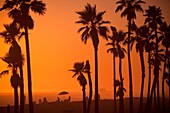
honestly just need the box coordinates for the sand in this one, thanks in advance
[0,98,170,113]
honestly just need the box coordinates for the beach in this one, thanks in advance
[1,97,170,113]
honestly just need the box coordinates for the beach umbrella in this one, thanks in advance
[58,91,69,95]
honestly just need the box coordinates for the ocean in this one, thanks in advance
[0,91,113,107]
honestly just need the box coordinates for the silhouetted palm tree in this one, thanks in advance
[134,25,149,112]
[2,46,22,113]
[69,62,87,113]
[84,60,93,113]
[144,6,164,111]
[107,26,118,113]
[167,52,170,110]
[0,23,25,113]
[11,69,20,113]
[107,26,126,113]
[76,3,110,113]
[0,1,46,113]
[145,37,155,112]
[115,1,145,112]
[159,22,170,112]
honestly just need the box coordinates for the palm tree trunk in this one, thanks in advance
[82,86,86,113]
[162,47,168,112]
[128,19,133,113]
[147,76,157,112]
[155,29,160,111]
[94,47,99,113]
[87,70,92,113]
[168,58,170,111]
[154,88,157,110]
[119,57,124,113]
[139,49,145,113]
[14,88,19,113]
[19,66,24,113]
[113,52,117,113]
[145,51,151,111]
[24,26,34,113]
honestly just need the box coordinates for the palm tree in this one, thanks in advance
[107,26,117,113]
[0,1,46,113]
[84,60,93,113]
[167,53,170,110]
[69,62,87,113]
[159,22,170,112]
[107,26,126,113]
[0,23,25,113]
[76,3,110,113]
[11,69,20,113]
[134,25,149,112]
[2,42,23,113]
[115,1,145,112]
[144,6,164,111]
[144,36,155,112]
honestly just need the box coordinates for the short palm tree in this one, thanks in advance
[10,69,20,113]
[107,26,126,113]
[115,1,145,112]
[84,60,93,113]
[69,62,87,113]
[76,4,110,113]
[0,1,46,113]
[0,23,25,113]
[2,43,23,113]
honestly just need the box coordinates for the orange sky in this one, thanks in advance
[0,0,170,98]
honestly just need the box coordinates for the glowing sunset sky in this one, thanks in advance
[0,0,170,98]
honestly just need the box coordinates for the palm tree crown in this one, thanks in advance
[0,0,46,29]
[115,0,145,21]
[76,3,110,49]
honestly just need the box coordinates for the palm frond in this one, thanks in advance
[0,70,9,77]
[99,21,110,26]
[134,4,144,12]
[115,5,124,13]
[95,11,106,23]
[75,20,88,25]
[8,8,21,19]
[0,0,15,11]
[77,26,88,33]
[81,27,90,44]
[31,0,46,15]
[121,8,128,18]
[135,0,146,4]
[98,26,109,40]
[106,42,114,46]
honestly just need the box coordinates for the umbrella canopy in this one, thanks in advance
[58,91,69,95]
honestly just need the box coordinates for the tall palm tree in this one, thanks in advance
[107,26,126,113]
[115,1,145,112]
[69,62,87,113]
[159,22,170,112]
[144,36,155,112]
[84,60,93,113]
[107,26,118,113]
[167,53,170,110]
[0,1,46,113]
[144,6,164,111]
[76,3,110,113]
[0,23,25,113]
[134,25,149,112]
